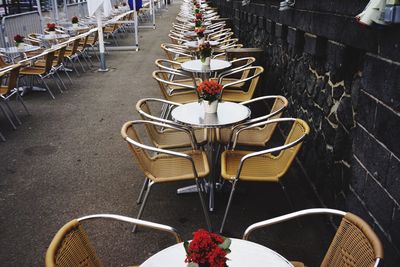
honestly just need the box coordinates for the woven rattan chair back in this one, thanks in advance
[273,119,310,175]
[122,122,153,176]
[45,219,102,267]
[44,51,56,73]
[321,213,384,267]
[4,64,21,93]
[54,45,67,66]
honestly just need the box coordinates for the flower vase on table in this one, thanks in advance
[47,23,57,36]
[71,16,79,30]
[184,229,231,267]
[197,80,223,114]
[14,34,25,52]
[199,41,212,67]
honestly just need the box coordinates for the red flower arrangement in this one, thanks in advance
[184,229,231,267]
[14,34,24,43]
[47,23,56,31]
[197,80,223,102]
[195,13,203,20]
[195,27,205,38]
[198,42,212,62]
[71,16,79,24]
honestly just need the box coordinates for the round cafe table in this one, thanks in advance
[171,102,250,211]
[184,40,219,49]
[36,33,70,41]
[140,238,293,267]
[181,59,231,80]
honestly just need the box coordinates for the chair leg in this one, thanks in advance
[195,178,212,231]
[67,58,80,76]
[16,92,29,115]
[0,103,17,129]
[279,181,296,213]
[137,178,149,204]
[51,74,63,94]
[55,71,67,90]
[0,130,5,141]
[220,179,238,234]
[41,77,55,99]
[4,100,21,125]
[76,56,86,72]
[62,64,73,84]
[132,180,154,233]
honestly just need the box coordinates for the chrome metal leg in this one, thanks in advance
[16,92,29,115]
[220,179,238,233]
[196,178,212,231]
[68,58,80,76]
[137,178,149,204]
[41,77,55,99]
[4,100,21,125]
[76,56,86,72]
[0,130,5,141]
[132,181,154,233]
[0,103,17,129]
[55,71,67,90]
[279,181,295,213]
[62,65,73,84]
[51,74,63,93]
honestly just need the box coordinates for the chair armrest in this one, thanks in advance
[78,214,182,243]
[243,208,347,240]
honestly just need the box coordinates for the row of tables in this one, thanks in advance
[139,0,294,266]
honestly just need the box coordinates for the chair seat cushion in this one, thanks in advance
[220,150,283,181]
[147,150,209,182]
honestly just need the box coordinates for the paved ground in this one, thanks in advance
[0,2,333,266]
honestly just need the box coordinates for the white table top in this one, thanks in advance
[36,33,70,40]
[184,40,219,48]
[183,30,212,38]
[141,238,293,267]
[0,45,41,53]
[181,59,231,74]
[171,102,250,128]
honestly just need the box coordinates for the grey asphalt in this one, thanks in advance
[0,2,332,266]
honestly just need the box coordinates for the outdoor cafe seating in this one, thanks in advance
[0,0,386,266]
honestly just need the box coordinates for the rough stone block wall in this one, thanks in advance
[211,0,400,265]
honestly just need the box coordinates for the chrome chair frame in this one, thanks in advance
[243,208,383,267]
[123,120,212,232]
[220,118,309,233]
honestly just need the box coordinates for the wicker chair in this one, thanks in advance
[152,70,199,104]
[121,120,211,231]
[19,50,59,99]
[219,118,310,233]
[45,214,182,267]
[154,59,202,86]
[210,57,256,87]
[160,43,193,63]
[219,66,264,102]
[243,208,384,267]
[0,64,29,128]
[136,98,207,149]
[217,95,289,148]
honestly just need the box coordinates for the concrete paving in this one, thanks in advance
[0,1,333,266]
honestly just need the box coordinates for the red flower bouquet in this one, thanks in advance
[198,42,212,62]
[14,34,24,43]
[71,16,79,24]
[47,23,56,31]
[195,13,203,20]
[184,229,231,267]
[195,27,205,38]
[197,80,223,102]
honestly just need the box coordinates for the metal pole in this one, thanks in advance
[152,0,156,29]
[53,0,59,21]
[96,9,109,71]
[63,0,68,20]
[133,0,139,48]
[36,0,44,33]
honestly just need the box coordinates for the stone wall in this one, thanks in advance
[211,0,400,265]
